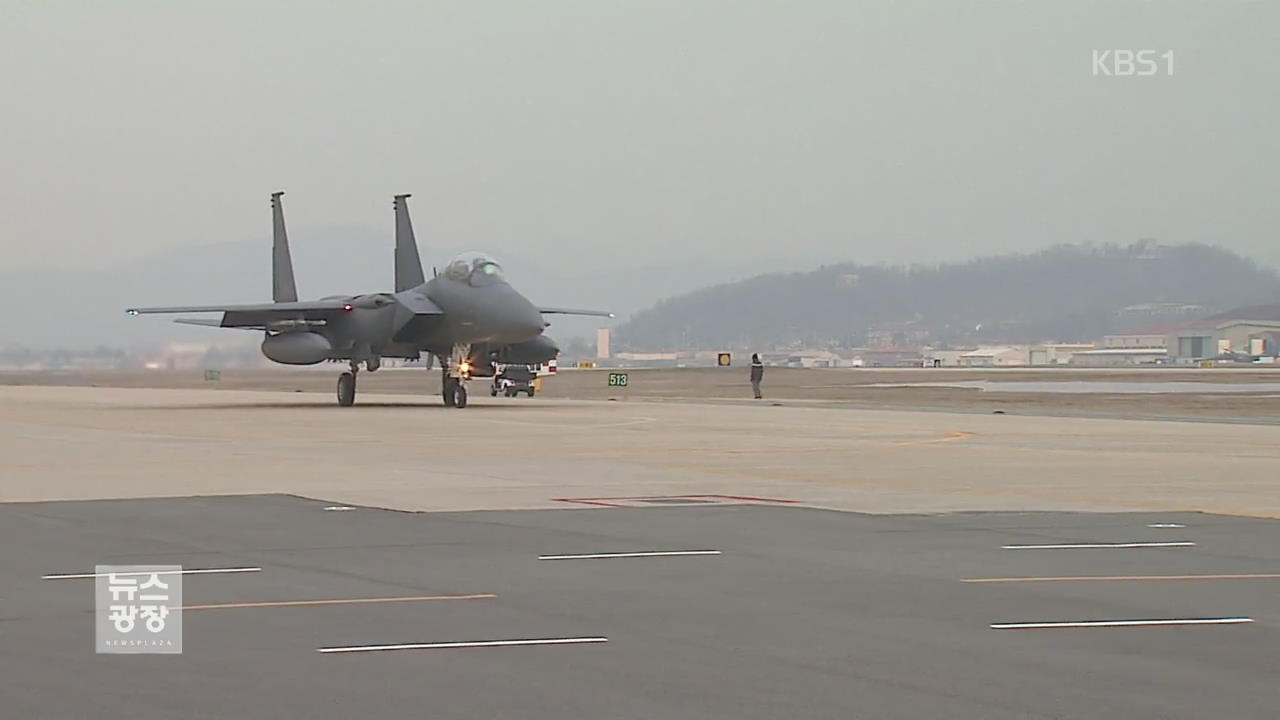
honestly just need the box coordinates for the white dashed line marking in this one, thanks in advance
[318,637,609,654]
[42,567,262,580]
[991,618,1253,630]
[1001,542,1194,550]
[538,550,722,560]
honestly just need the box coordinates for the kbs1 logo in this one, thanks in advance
[1092,50,1174,77]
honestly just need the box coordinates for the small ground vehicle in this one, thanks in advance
[491,365,537,397]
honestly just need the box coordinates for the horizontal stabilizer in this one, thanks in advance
[393,290,444,315]
[388,290,444,344]
[538,306,614,318]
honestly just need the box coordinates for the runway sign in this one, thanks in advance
[608,372,629,387]
[718,352,731,366]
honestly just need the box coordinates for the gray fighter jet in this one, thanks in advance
[127,192,610,408]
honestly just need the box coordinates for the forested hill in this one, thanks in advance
[616,243,1280,349]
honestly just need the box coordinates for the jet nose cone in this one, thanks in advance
[522,306,547,338]
[510,295,546,340]
[488,284,546,341]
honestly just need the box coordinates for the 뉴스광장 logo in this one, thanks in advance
[95,565,183,654]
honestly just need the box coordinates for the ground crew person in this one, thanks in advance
[750,353,764,399]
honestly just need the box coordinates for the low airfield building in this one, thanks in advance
[850,348,924,368]
[1028,343,1095,366]
[1104,332,1168,349]
[958,347,1026,367]
[1068,348,1169,367]
[782,350,849,368]
[922,349,971,368]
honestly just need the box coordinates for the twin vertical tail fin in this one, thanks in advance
[271,191,298,303]
[270,192,426,301]
[393,194,426,292]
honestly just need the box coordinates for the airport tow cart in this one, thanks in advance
[491,365,537,398]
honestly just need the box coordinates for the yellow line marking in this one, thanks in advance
[962,574,1280,584]
[182,593,496,611]
[896,431,974,446]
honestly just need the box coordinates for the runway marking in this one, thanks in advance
[991,617,1253,630]
[1147,523,1186,528]
[324,506,356,511]
[42,566,262,580]
[539,550,721,560]
[964,573,1280,584]
[183,593,495,611]
[1001,541,1194,550]
[474,415,657,430]
[553,498,633,508]
[317,636,609,654]
[553,493,800,508]
[895,430,974,446]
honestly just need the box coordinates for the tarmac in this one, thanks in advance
[2,383,1279,718]
[2,496,1277,719]
[8,366,1280,421]
[2,384,1279,516]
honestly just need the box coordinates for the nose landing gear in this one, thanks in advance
[440,345,472,408]
[442,372,468,408]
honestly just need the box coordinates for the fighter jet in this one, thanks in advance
[127,192,611,408]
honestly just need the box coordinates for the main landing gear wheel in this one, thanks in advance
[443,375,456,407]
[337,371,356,407]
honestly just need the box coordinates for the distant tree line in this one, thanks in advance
[616,242,1280,350]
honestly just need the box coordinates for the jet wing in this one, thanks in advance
[173,318,261,330]
[128,300,351,315]
[132,294,446,331]
[127,300,355,329]
[538,306,615,318]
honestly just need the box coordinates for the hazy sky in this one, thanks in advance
[2,0,1277,276]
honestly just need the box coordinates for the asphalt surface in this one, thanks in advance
[2,495,1277,719]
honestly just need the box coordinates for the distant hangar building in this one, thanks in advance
[1090,304,1280,364]
[1169,319,1280,360]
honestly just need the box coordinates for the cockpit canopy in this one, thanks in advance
[442,252,505,286]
